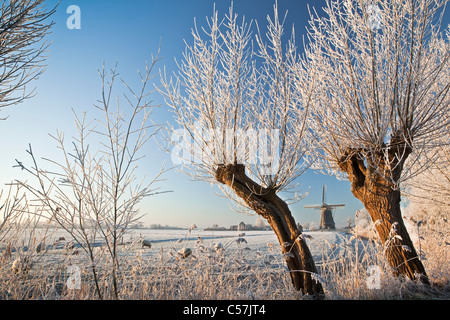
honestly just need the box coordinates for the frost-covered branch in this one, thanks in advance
[303,0,449,186]
[160,3,314,211]
[0,0,56,116]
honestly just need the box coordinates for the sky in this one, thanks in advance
[0,0,402,229]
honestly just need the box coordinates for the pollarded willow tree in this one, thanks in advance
[161,4,324,296]
[301,0,449,284]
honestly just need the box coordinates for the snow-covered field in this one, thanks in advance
[20,228,367,268]
[2,227,376,277]
[127,228,357,263]
[5,226,444,300]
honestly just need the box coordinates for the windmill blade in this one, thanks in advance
[322,185,326,205]
[304,205,322,209]
[328,204,345,208]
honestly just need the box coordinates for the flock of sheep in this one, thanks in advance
[7,234,229,276]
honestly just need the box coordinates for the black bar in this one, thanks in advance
[0,299,444,319]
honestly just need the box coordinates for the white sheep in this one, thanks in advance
[141,239,152,249]
[64,241,75,251]
[214,242,223,253]
[178,247,192,259]
[12,257,33,275]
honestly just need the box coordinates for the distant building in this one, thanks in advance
[230,221,246,231]
[204,226,227,231]
[205,221,271,231]
[230,221,271,231]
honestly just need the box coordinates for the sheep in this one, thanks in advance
[12,257,33,275]
[64,241,75,251]
[53,237,67,248]
[214,242,223,253]
[36,242,46,253]
[141,239,152,249]
[178,247,192,259]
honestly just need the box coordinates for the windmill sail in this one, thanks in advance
[322,185,325,204]
[304,205,322,209]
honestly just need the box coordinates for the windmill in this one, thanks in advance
[304,185,345,230]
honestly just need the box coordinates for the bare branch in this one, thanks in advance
[0,0,56,114]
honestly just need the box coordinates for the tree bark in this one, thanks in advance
[338,150,430,285]
[215,164,324,297]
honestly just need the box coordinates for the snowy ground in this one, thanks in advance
[14,227,369,267]
[1,227,380,299]
[133,228,368,257]
[3,227,447,300]
[128,228,351,263]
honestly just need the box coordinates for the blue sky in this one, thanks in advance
[0,0,375,229]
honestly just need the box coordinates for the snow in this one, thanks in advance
[2,227,371,275]
[110,228,362,265]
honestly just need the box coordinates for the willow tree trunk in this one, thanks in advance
[339,151,429,285]
[215,164,324,297]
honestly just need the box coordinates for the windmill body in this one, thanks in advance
[304,185,345,230]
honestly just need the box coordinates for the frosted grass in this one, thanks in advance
[1,227,447,300]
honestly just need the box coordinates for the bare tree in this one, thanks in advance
[14,54,166,299]
[0,0,56,117]
[301,0,449,284]
[161,4,323,296]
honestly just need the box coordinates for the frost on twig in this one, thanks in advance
[0,0,56,114]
